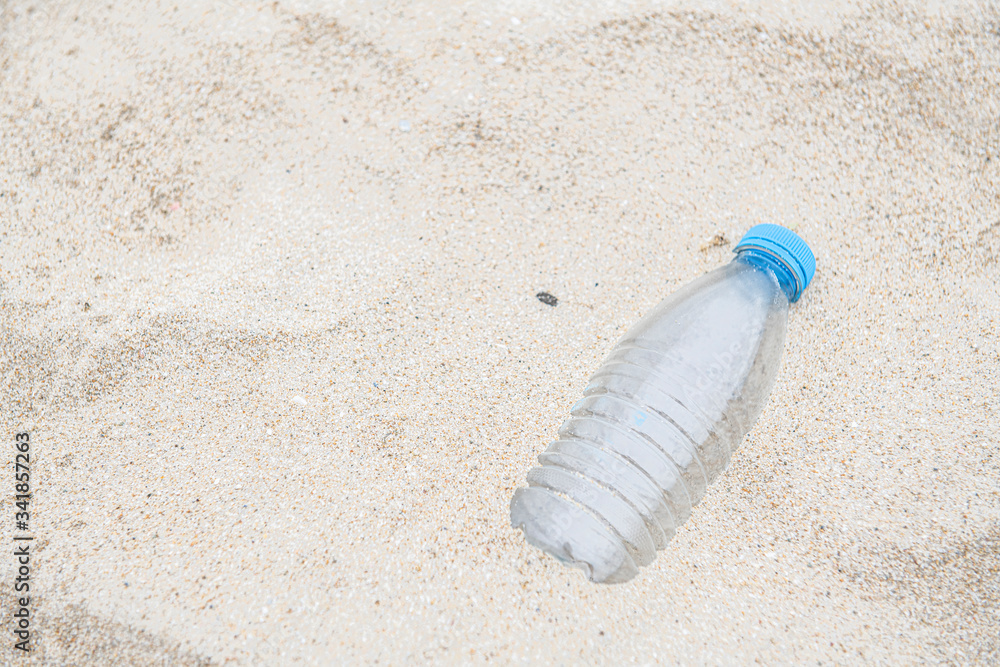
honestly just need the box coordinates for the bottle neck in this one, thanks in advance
[734,249,800,302]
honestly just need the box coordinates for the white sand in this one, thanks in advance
[2,0,998,663]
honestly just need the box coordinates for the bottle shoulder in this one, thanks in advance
[625,260,788,345]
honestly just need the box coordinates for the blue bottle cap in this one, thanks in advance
[734,224,816,302]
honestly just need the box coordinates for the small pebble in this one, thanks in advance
[536,292,558,307]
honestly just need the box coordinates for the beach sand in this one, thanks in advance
[1,0,998,663]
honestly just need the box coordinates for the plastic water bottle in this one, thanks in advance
[510,224,816,583]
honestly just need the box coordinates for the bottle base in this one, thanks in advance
[510,486,639,584]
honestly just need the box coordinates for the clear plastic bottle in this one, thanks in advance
[510,224,816,583]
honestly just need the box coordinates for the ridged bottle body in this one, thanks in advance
[511,256,790,583]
